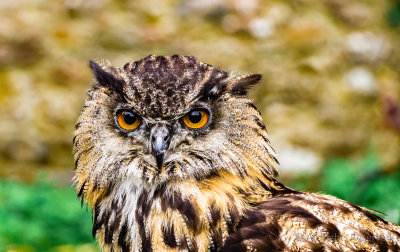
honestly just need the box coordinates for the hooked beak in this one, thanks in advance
[150,125,170,170]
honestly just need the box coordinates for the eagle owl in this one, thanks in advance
[74,55,400,251]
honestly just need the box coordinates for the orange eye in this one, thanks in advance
[116,110,141,131]
[182,110,209,129]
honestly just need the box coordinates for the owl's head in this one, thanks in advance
[74,55,278,202]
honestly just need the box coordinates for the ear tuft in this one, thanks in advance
[230,74,262,95]
[89,60,125,95]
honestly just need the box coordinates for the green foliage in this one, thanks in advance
[289,153,400,225]
[388,0,400,27]
[0,177,98,251]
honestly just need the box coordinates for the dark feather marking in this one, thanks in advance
[118,222,129,252]
[359,229,377,243]
[89,60,125,96]
[74,122,81,130]
[186,55,196,66]
[77,181,86,197]
[107,198,123,243]
[359,229,391,252]
[272,180,297,194]
[389,243,399,251]
[246,102,262,115]
[247,223,281,240]
[223,196,342,251]
[92,204,102,237]
[220,238,246,252]
[101,209,112,243]
[153,182,167,199]
[277,194,303,201]
[227,201,241,233]
[377,241,389,252]
[238,188,251,197]
[300,198,319,206]
[252,115,266,130]
[348,203,388,224]
[364,209,388,223]
[123,62,130,71]
[171,54,185,76]
[104,223,113,244]
[229,196,365,250]
[259,168,272,180]
[334,204,350,214]
[177,197,198,232]
[111,216,122,241]
[161,192,199,233]
[254,129,270,144]
[230,74,262,95]
[271,154,280,165]
[194,166,220,181]
[162,223,177,248]
[135,191,152,251]
[240,211,267,229]
[308,243,324,252]
[257,178,295,196]
[392,230,400,238]
[189,152,209,166]
[257,178,278,196]
[113,160,123,171]
[350,203,363,211]
[210,230,223,251]
[102,182,115,198]
[136,191,149,216]
[93,179,99,192]
[188,238,198,252]
[177,236,198,252]
[177,236,188,250]
[222,220,284,251]
[209,201,221,228]
[160,194,168,212]
[256,198,324,228]
[129,60,140,74]
[198,68,228,100]
[94,106,101,117]
[74,145,94,169]
[321,223,340,240]
[320,202,335,211]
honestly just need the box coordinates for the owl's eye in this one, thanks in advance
[182,110,209,129]
[116,110,141,131]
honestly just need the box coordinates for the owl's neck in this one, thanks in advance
[93,169,293,251]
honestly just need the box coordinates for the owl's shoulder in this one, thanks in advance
[222,192,400,251]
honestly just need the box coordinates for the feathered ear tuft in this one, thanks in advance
[89,60,125,95]
[230,74,262,95]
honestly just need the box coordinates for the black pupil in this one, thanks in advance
[189,111,202,123]
[123,111,136,125]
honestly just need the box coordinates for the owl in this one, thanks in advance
[74,55,400,251]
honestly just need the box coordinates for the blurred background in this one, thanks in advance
[1,0,400,251]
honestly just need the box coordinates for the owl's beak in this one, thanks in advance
[150,125,170,170]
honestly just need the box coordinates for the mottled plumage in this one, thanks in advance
[74,55,400,251]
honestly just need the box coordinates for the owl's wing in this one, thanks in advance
[222,192,400,251]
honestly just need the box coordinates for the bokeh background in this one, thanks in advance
[1,0,400,251]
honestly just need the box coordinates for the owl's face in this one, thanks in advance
[74,55,278,196]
